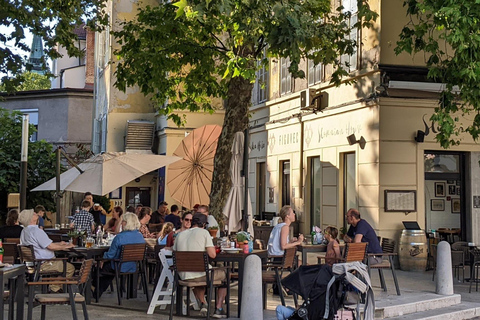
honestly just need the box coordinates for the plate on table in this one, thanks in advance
[223,248,241,253]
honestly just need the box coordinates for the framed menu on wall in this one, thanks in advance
[384,190,417,212]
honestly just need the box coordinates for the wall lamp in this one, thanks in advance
[414,130,425,143]
[347,134,366,149]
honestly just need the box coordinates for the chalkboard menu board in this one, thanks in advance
[384,190,417,212]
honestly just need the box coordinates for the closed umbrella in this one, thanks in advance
[32,152,181,195]
[223,132,253,234]
[167,124,222,209]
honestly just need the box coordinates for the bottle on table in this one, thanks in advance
[311,227,317,245]
[0,240,4,263]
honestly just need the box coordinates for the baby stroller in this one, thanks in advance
[281,262,374,320]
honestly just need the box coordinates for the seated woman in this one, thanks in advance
[158,222,174,245]
[94,212,145,298]
[104,206,123,234]
[0,209,23,241]
[138,207,157,238]
[267,205,304,257]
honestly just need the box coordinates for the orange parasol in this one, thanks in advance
[167,125,222,209]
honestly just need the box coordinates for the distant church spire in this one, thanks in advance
[28,35,47,74]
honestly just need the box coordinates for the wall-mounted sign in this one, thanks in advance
[384,190,417,212]
[473,196,480,208]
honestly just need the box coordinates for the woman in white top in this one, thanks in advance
[267,205,304,256]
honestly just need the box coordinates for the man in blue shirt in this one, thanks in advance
[164,204,181,230]
[344,208,383,264]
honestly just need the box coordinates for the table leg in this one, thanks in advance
[176,284,182,315]
[302,250,307,266]
[0,273,4,320]
[8,279,14,320]
[16,272,24,320]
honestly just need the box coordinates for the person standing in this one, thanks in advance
[19,209,75,292]
[164,204,181,230]
[267,205,304,257]
[70,200,95,236]
[344,208,383,264]
[34,205,46,229]
[173,213,228,318]
[150,201,168,232]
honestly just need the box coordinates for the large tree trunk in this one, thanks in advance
[209,76,253,230]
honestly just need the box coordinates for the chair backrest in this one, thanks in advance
[282,247,297,269]
[172,251,209,273]
[120,243,147,262]
[77,259,94,285]
[5,238,20,244]
[344,242,368,262]
[18,245,36,263]
[381,238,395,254]
[3,243,19,264]
[48,234,63,243]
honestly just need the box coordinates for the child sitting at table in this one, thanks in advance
[324,226,342,266]
[158,222,174,245]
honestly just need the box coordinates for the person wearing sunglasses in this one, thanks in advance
[165,211,193,248]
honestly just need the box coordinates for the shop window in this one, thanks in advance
[424,153,460,173]
[281,161,291,206]
[343,152,357,222]
[256,162,266,216]
[310,156,321,228]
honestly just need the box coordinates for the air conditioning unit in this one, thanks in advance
[300,89,328,113]
[125,120,155,153]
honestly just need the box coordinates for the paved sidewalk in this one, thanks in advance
[11,264,480,319]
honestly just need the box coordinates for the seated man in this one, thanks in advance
[19,209,75,292]
[173,213,227,318]
[343,208,383,264]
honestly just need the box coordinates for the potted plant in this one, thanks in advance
[339,227,348,240]
[68,230,86,246]
[236,231,252,251]
[208,226,219,237]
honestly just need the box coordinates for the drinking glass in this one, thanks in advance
[85,237,94,248]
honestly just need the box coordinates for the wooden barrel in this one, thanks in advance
[399,229,428,271]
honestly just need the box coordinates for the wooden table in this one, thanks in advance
[70,246,110,304]
[296,244,327,265]
[213,250,268,318]
[296,243,346,265]
[0,264,25,320]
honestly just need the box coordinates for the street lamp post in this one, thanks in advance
[20,114,29,210]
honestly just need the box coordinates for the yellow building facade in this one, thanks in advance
[248,0,480,245]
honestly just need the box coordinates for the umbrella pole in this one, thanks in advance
[243,128,249,231]
[55,147,62,225]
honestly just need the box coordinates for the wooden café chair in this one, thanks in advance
[170,251,230,320]
[367,238,400,295]
[262,247,297,309]
[18,245,68,282]
[105,243,149,305]
[27,259,94,320]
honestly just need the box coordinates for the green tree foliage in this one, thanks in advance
[0,71,51,92]
[0,0,107,93]
[395,1,480,148]
[0,108,58,216]
[113,0,377,222]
